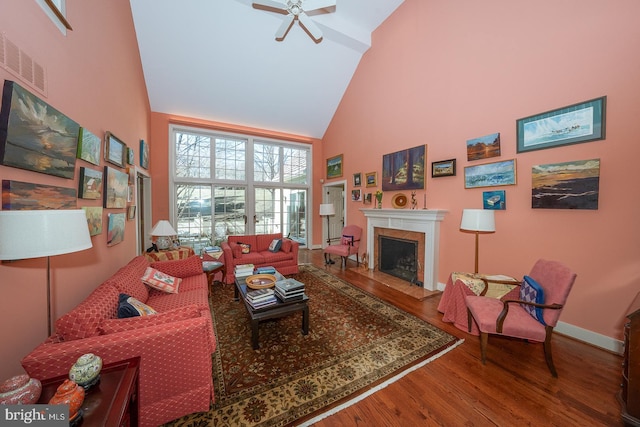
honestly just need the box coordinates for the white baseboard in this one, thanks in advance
[555,321,623,355]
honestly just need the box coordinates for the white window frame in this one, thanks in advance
[36,0,72,34]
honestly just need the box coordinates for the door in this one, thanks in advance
[323,182,346,246]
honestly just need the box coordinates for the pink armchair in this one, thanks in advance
[324,225,362,267]
[465,259,577,377]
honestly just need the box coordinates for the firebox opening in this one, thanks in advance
[378,235,421,287]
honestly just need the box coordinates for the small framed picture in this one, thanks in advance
[483,190,506,210]
[105,131,126,168]
[127,147,134,165]
[351,189,362,201]
[326,154,343,179]
[353,172,362,187]
[364,193,372,204]
[127,205,137,220]
[78,167,103,200]
[432,159,456,177]
[140,139,149,169]
[365,171,377,187]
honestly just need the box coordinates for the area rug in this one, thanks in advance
[165,265,460,427]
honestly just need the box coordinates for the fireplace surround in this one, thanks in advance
[361,209,448,291]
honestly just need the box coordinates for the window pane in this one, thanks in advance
[214,186,246,238]
[176,184,212,253]
[283,147,308,184]
[215,137,246,180]
[254,142,280,183]
[284,189,306,242]
[175,132,211,179]
[255,187,281,234]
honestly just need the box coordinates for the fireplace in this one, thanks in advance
[378,235,421,286]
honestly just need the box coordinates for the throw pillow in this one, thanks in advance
[520,275,546,325]
[238,242,251,254]
[281,238,292,253]
[141,267,182,294]
[117,293,157,318]
[268,238,282,253]
[341,235,354,246]
[99,305,200,334]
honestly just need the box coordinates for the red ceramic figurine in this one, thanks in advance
[49,379,85,421]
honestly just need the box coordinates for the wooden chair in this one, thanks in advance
[323,225,362,268]
[465,259,577,377]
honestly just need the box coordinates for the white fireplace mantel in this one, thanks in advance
[361,208,448,291]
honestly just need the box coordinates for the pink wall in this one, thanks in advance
[0,2,149,379]
[322,0,640,341]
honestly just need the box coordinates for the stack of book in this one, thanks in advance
[274,278,305,302]
[255,266,276,274]
[245,288,277,309]
[235,264,255,278]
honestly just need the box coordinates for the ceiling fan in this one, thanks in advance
[252,0,337,42]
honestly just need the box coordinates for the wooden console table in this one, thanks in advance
[38,357,139,426]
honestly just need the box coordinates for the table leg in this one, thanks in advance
[302,305,309,335]
[251,320,259,350]
[234,285,239,301]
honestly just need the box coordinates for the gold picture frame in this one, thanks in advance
[365,171,377,187]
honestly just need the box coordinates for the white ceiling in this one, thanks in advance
[129,0,404,139]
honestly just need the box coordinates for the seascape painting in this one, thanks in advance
[82,206,103,236]
[0,80,80,178]
[107,212,126,246]
[464,159,516,189]
[77,127,101,166]
[382,145,425,191]
[531,159,600,209]
[2,180,76,210]
[104,166,129,208]
[467,133,501,161]
[483,190,506,210]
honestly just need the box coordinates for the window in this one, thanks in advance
[36,0,73,33]
[170,126,311,253]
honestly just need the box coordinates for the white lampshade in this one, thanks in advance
[460,209,495,233]
[319,203,335,216]
[150,220,177,237]
[0,209,93,260]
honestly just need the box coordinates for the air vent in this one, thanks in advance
[0,32,47,96]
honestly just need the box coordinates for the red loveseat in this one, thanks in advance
[21,255,216,427]
[221,233,299,284]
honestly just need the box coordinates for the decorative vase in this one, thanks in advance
[69,353,102,389]
[49,380,84,420]
[376,200,382,209]
[0,374,42,405]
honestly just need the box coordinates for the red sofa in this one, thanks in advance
[221,233,299,284]
[21,255,216,427]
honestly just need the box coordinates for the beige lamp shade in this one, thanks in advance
[150,220,177,250]
[460,209,495,233]
[319,203,335,216]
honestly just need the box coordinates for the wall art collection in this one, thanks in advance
[0,79,142,245]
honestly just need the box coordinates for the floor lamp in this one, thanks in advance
[460,209,495,274]
[0,210,93,336]
[319,203,335,264]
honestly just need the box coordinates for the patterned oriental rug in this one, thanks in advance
[165,265,460,427]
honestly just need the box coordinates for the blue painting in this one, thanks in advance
[483,190,506,210]
[0,80,80,178]
[464,159,516,189]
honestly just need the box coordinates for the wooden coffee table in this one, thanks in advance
[234,274,309,349]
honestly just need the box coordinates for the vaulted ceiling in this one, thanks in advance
[129,0,404,139]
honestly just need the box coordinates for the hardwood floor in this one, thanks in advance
[298,249,623,426]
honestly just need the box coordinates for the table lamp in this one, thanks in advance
[150,220,178,250]
[319,203,335,264]
[0,209,93,336]
[460,209,495,274]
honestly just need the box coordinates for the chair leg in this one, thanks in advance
[543,327,558,377]
[480,332,488,365]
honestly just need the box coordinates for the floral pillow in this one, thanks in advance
[520,275,546,325]
[141,267,182,294]
[239,242,251,254]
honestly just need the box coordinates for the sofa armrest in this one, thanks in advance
[286,238,300,258]
[22,316,215,406]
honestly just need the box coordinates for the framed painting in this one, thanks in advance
[351,189,362,202]
[326,154,343,179]
[127,147,134,165]
[82,206,103,236]
[532,159,600,209]
[382,145,426,191]
[483,190,506,210]
[107,212,126,246]
[78,167,103,200]
[467,132,500,161]
[77,127,101,166]
[517,96,606,153]
[464,159,517,189]
[0,80,80,179]
[127,205,136,220]
[103,166,129,208]
[365,171,377,187]
[432,159,456,177]
[140,139,149,169]
[2,180,76,210]
[105,131,126,168]
[353,172,362,187]
[363,193,372,204]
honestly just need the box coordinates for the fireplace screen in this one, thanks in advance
[378,235,420,286]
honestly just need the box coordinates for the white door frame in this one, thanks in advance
[321,180,347,248]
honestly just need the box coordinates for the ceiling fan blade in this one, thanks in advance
[252,0,288,12]
[303,0,336,13]
[298,12,323,41]
[275,14,295,40]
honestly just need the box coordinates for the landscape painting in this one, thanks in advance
[464,159,516,189]
[0,80,80,179]
[532,159,600,209]
[82,206,103,236]
[382,145,426,191]
[104,166,129,208]
[77,127,101,166]
[78,167,103,199]
[2,180,76,210]
[107,212,126,246]
[467,132,501,161]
